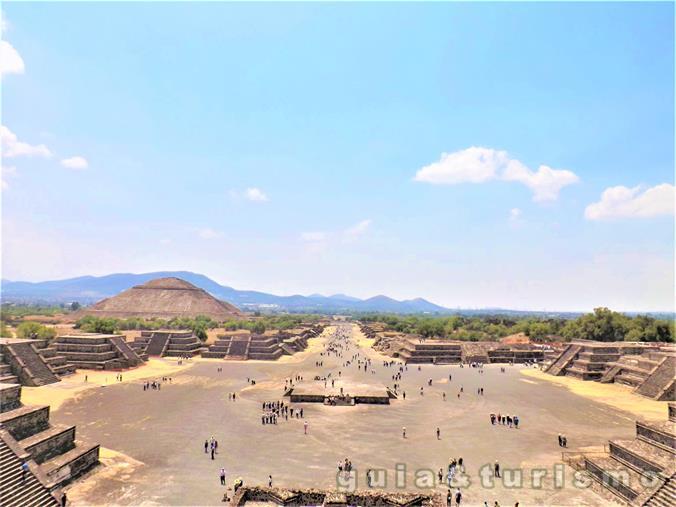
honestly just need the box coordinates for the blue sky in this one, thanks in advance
[1,3,674,312]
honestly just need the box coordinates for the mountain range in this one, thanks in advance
[0,271,449,314]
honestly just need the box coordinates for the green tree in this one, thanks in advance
[16,321,57,340]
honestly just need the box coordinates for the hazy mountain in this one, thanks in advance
[0,271,449,314]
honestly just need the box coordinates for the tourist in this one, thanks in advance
[220,468,226,485]
[61,492,67,507]
[304,420,308,434]
[268,475,273,487]
[455,488,462,506]
[494,460,500,478]
[436,427,441,440]
[447,489,452,506]
[21,461,28,483]
[402,426,406,438]
[204,440,208,453]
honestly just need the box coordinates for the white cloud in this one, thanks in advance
[414,146,579,202]
[0,40,24,76]
[414,147,507,184]
[1,10,8,33]
[1,165,17,190]
[245,187,269,202]
[301,231,327,242]
[509,208,522,220]
[502,161,579,202]
[198,228,222,239]
[60,156,89,170]
[1,125,51,158]
[584,183,675,220]
[344,219,372,239]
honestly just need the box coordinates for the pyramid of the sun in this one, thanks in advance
[78,277,242,320]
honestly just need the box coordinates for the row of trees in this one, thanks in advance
[361,308,674,343]
[73,314,322,340]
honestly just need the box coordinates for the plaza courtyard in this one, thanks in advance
[43,324,655,506]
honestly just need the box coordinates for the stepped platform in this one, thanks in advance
[0,339,62,387]
[52,334,145,370]
[0,383,99,492]
[0,432,60,507]
[396,339,463,364]
[131,330,204,358]
[0,383,22,412]
[544,340,672,400]
[285,382,395,405]
[577,405,675,505]
[203,327,323,360]
[231,486,442,507]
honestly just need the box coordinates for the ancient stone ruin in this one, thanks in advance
[229,486,443,506]
[202,326,324,360]
[0,338,75,387]
[130,330,205,359]
[545,340,675,401]
[0,381,99,505]
[568,403,675,506]
[74,277,242,320]
[52,333,145,370]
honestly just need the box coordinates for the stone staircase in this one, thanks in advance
[580,404,675,506]
[52,334,144,370]
[0,432,59,507]
[545,344,582,376]
[108,336,144,367]
[0,339,60,387]
[145,332,171,356]
[396,340,462,364]
[131,331,204,358]
[0,352,20,385]
[636,356,676,401]
[644,472,676,507]
[0,382,99,491]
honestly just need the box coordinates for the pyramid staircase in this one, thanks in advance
[580,404,676,505]
[0,382,99,492]
[0,431,59,507]
[203,327,323,360]
[0,340,75,387]
[52,334,144,370]
[396,340,463,364]
[545,344,583,376]
[131,330,205,358]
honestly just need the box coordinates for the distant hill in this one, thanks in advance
[0,271,449,314]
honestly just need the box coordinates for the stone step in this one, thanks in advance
[0,374,20,384]
[610,439,674,475]
[584,455,643,501]
[41,442,100,489]
[0,436,59,507]
[20,424,76,464]
[0,405,50,440]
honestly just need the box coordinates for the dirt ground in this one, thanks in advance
[48,324,665,506]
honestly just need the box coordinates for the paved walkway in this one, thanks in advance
[56,324,632,506]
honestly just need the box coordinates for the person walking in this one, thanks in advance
[436,427,441,439]
[455,488,462,506]
[304,420,308,434]
[494,460,500,478]
[402,427,406,439]
[220,468,226,485]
